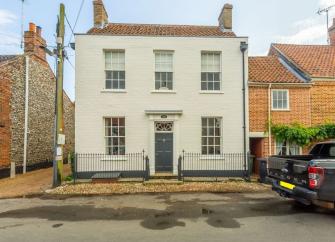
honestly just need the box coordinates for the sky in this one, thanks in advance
[0,0,335,101]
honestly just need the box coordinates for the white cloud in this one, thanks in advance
[0,10,20,51]
[0,9,17,26]
[274,0,335,45]
[319,0,335,8]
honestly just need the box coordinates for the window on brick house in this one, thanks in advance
[105,50,125,90]
[201,52,221,91]
[104,117,125,155]
[276,140,301,155]
[201,117,222,155]
[155,51,174,90]
[272,90,289,110]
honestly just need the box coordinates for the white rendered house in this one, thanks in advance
[75,1,249,176]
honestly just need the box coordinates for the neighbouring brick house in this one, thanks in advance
[0,23,75,171]
[249,18,335,161]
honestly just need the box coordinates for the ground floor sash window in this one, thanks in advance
[104,117,125,155]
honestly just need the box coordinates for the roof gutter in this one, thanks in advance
[248,81,312,86]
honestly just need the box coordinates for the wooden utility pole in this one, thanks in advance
[53,3,65,187]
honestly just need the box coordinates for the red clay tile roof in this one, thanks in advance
[87,23,236,37]
[249,56,303,83]
[270,44,335,78]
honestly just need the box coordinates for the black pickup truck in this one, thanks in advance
[268,141,335,209]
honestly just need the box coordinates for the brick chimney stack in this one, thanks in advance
[93,0,108,28]
[24,23,47,61]
[218,4,233,31]
[329,18,335,46]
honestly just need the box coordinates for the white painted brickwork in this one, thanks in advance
[75,34,249,173]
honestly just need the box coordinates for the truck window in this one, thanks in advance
[310,144,322,155]
[319,144,335,157]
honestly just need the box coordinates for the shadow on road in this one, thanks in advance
[0,194,333,230]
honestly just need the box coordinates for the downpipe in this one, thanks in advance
[240,41,249,180]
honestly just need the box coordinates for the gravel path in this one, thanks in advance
[50,181,270,195]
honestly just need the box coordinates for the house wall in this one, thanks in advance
[311,80,335,125]
[249,85,312,133]
[249,84,311,157]
[75,35,249,173]
[0,55,75,168]
[7,56,26,167]
[0,64,12,168]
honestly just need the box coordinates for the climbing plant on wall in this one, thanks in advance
[271,123,335,147]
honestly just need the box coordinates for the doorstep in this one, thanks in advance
[151,172,178,180]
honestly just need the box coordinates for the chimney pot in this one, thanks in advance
[29,22,36,32]
[218,3,233,31]
[36,26,42,36]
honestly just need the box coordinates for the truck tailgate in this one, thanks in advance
[268,155,312,188]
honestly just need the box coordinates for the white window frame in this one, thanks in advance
[201,51,222,91]
[275,139,302,156]
[104,117,126,155]
[201,117,222,155]
[154,50,174,91]
[104,50,125,90]
[271,89,290,111]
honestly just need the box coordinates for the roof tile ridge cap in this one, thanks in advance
[106,22,220,28]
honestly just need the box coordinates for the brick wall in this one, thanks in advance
[0,67,12,168]
[249,84,312,133]
[249,85,269,132]
[311,81,335,125]
[249,84,312,158]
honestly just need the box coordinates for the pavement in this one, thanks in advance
[0,192,334,242]
[0,165,71,199]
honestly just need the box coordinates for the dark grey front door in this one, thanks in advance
[155,133,173,172]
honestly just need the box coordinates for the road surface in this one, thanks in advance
[0,192,334,242]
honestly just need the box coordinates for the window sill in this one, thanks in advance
[101,89,127,93]
[271,109,290,112]
[199,91,224,94]
[151,90,176,94]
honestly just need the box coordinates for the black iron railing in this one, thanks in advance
[74,151,149,182]
[178,151,249,180]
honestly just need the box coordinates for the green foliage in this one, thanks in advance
[271,123,335,146]
[65,175,73,182]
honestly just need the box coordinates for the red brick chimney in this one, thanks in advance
[24,22,47,61]
[93,0,108,28]
[329,18,335,46]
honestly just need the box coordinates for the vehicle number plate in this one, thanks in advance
[280,181,295,190]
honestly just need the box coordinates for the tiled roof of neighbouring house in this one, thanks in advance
[0,55,17,64]
[87,23,236,37]
[249,56,304,83]
[270,44,335,78]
